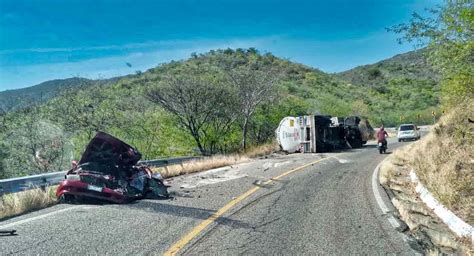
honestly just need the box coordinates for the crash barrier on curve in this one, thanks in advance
[0,156,201,196]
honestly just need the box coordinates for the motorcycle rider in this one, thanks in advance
[377,125,388,148]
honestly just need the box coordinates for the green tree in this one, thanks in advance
[351,100,370,117]
[0,146,7,179]
[2,107,73,176]
[367,68,383,80]
[390,1,474,107]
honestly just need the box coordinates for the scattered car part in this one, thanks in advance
[0,230,16,236]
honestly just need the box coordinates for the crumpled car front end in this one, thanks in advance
[56,132,169,204]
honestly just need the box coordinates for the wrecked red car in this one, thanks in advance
[56,132,169,203]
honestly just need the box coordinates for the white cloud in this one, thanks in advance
[0,37,277,90]
[0,37,279,54]
[0,32,413,90]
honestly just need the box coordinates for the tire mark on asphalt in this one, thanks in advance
[182,185,287,255]
[164,156,335,256]
[184,159,339,255]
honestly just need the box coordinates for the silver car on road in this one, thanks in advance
[397,124,420,142]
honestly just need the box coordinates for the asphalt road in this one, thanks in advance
[0,138,422,255]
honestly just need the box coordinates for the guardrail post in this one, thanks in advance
[40,177,47,191]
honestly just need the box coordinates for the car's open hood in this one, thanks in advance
[78,132,142,167]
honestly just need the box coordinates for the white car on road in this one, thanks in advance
[397,124,420,142]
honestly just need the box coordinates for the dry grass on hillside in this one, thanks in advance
[0,186,57,220]
[153,142,279,178]
[383,100,473,225]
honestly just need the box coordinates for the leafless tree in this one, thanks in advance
[226,66,280,150]
[147,71,238,155]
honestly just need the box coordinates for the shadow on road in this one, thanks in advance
[363,145,378,149]
[122,200,254,229]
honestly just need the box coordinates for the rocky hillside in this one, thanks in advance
[335,49,439,87]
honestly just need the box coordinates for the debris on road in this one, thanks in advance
[56,132,169,204]
[0,230,17,236]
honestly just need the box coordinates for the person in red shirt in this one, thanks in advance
[377,125,388,147]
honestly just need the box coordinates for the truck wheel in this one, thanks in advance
[350,139,362,149]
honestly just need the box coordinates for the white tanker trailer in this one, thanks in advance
[275,117,302,153]
[276,115,374,153]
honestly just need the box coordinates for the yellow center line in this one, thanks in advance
[163,156,335,256]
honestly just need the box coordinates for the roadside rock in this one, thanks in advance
[379,158,473,255]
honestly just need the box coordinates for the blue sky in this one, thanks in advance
[0,0,441,91]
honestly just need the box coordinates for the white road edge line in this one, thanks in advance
[371,160,401,229]
[371,160,424,255]
[410,169,474,243]
[0,205,92,229]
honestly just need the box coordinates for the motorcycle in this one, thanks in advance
[378,140,387,154]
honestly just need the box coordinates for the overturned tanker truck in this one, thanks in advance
[275,115,374,153]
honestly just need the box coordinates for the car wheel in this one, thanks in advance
[59,194,75,204]
[398,139,401,142]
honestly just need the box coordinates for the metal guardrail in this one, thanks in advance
[0,156,201,196]
[0,171,66,196]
